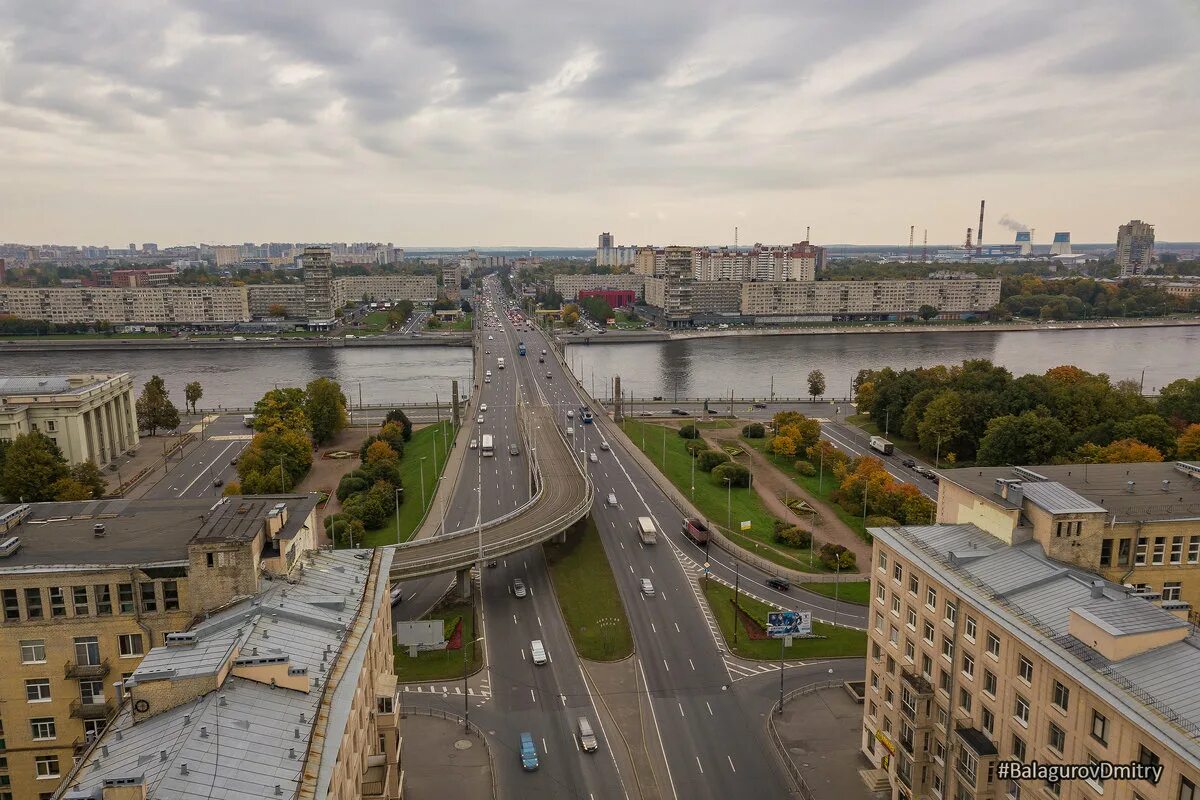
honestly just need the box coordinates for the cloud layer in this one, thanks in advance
[1,0,1197,245]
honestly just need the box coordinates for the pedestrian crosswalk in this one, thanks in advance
[400,684,492,700]
[724,657,808,680]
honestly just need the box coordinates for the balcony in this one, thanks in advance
[65,658,110,680]
[70,699,115,720]
[362,754,392,798]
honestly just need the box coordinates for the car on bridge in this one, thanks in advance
[476,415,484,424]
[480,403,488,412]
[606,492,617,506]
[546,371,552,379]
[509,443,520,456]
[599,441,610,451]
[469,438,477,449]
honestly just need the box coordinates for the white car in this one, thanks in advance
[531,639,548,665]
[599,441,610,451]
[480,403,488,412]
[640,578,655,596]
[469,438,478,449]
[589,452,598,463]
[485,376,491,383]
[477,415,484,424]
[606,492,617,506]
[567,410,575,419]
[488,335,494,340]
[566,426,574,435]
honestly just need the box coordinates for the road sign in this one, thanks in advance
[767,610,812,638]
[740,520,752,531]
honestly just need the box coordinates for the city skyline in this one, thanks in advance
[2,1,1198,246]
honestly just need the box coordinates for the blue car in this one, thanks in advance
[520,732,539,771]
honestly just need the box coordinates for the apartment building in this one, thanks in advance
[246,284,305,319]
[552,273,646,301]
[442,264,463,301]
[596,233,637,267]
[333,275,438,307]
[0,495,319,800]
[739,277,1001,321]
[212,246,243,267]
[52,545,400,800]
[0,374,138,468]
[106,270,176,289]
[693,242,823,282]
[633,246,665,277]
[0,287,250,325]
[862,522,1200,800]
[937,462,1200,620]
[1117,221,1155,278]
[302,247,336,326]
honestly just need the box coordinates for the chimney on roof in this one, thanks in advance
[1090,581,1104,599]
[160,750,167,762]
[180,764,189,776]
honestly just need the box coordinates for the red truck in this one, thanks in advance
[682,517,710,545]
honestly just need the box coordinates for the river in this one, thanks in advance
[2,326,1196,407]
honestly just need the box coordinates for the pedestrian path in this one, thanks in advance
[723,656,809,681]
[401,684,492,701]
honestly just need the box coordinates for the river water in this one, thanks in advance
[2,326,1196,407]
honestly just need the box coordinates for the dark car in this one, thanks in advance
[753,402,768,409]
[901,458,916,468]
[213,478,224,487]
[765,576,791,591]
[670,408,689,416]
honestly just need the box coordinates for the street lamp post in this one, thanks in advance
[419,457,427,508]
[733,562,740,646]
[726,476,732,530]
[463,635,484,731]
[394,487,402,545]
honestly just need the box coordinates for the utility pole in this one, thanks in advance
[733,562,740,646]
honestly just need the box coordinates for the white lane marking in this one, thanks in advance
[543,737,549,754]
[638,659,679,800]
[706,701,713,716]
[531,688,537,702]
[728,755,736,772]
[674,622,680,633]
[651,623,656,633]
[678,702,685,718]
[521,649,526,661]
[663,659,670,672]
[696,757,704,774]
[689,659,695,671]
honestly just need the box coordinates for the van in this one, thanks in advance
[577,717,599,752]
[530,639,547,665]
[520,732,539,771]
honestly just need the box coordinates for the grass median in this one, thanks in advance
[798,581,871,605]
[394,599,483,682]
[543,516,634,661]
[362,420,456,547]
[620,418,833,573]
[702,579,867,660]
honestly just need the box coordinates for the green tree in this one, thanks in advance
[1177,424,1200,460]
[712,462,751,488]
[253,387,310,434]
[305,378,349,445]
[184,381,203,415]
[0,431,69,502]
[1158,377,1200,425]
[267,303,288,318]
[778,417,821,453]
[917,390,965,455]
[741,422,765,438]
[237,429,313,490]
[384,409,413,441]
[697,449,731,472]
[562,304,581,325]
[1111,414,1177,458]
[70,461,108,499]
[678,424,700,440]
[770,435,797,459]
[975,411,1071,466]
[807,369,826,401]
[50,477,92,501]
[135,375,181,435]
[918,305,939,321]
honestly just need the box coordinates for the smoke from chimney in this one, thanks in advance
[998,214,1029,232]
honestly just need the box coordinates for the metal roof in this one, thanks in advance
[0,375,74,396]
[1019,481,1107,515]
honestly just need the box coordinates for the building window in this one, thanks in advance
[905,640,916,662]
[1008,780,1022,800]
[1180,777,1196,800]
[944,601,957,625]
[957,748,978,785]
[877,584,886,603]
[1014,694,1030,726]
[1152,537,1166,565]
[1048,722,1066,753]
[939,669,952,694]
[140,583,157,613]
[26,679,51,702]
[964,616,977,640]
[1189,536,1200,564]
[1135,537,1147,565]
[927,587,937,609]
[982,707,995,736]
[1100,539,1113,567]
[1052,681,1070,712]
[871,641,881,660]
[935,739,946,764]
[1091,710,1109,745]
[894,563,904,583]
[879,552,888,572]
[1012,734,1027,762]
[942,636,954,661]
[907,608,917,629]
[30,718,56,741]
[1164,582,1182,602]
[870,671,879,690]
[34,756,60,779]
[21,639,47,663]
[983,669,998,697]
[887,656,896,675]
[2,588,18,621]
[118,583,134,614]
[75,636,101,666]
[909,575,919,595]
[924,621,935,644]
[118,633,144,658]
[922,654,933,679]
[890,626,900,646]
[1018,655,1033,683]
[986,632,1001,658]
[80,680,104,705]
[1138,745,1160,772]
[959,687,972,712]
[25,588,43,619]
[47,587,66,617]
[892,595,901,616]
[94,585,112,615]
[1118,538,1132,566]
[1046,780,1062,797]
[83,720,106,740]
[72,586,89,616]
[1087,755,1106,794]
[875,612,884,632]
[1171,537,1184,564]
[962,653,975,679]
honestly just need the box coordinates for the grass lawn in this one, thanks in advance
[619,419,833,574]
[361,421,455,546]
[543,517,634,661]
[702,579,867,660]
[696,419,736,429]
[799,581,871,606]
[394,600,483,682]
[743,436,872,544]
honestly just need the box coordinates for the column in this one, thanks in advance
[110,399,126,454]
[83,410,98,464]
[103,400,119,460]
[122,391,138,448]
[75,413,94,463]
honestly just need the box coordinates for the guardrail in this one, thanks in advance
[766,679,845,800]
[399,705,498,800]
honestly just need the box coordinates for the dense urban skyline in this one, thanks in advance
[2,0,1198,246]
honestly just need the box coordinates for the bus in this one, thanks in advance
[497,357,505,369]
[481,434,494,456]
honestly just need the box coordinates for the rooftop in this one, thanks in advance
[939,461,1200,522]
[59,547,391,800]
[875,522,1200,763]
[0,495,318,572]
[0,373,127,399]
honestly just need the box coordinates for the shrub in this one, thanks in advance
[384,409,413,441]
[323,513,366,547]
[772,518,791,534]
[773,526,812,548]
[685,439,707,455]
[818,543,856,570]
[679,424,700,439]
[742,423,765,438]
[712,462,751,488]
[865,515,901,528]
[793,460,817,476]
[697,449,731,472]
[336,474,370,502]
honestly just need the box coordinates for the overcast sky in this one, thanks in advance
[2,0,1197,247]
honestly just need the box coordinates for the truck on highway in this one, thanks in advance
[518,342,526,356]
[682,517,711,545]
[869,436,894,455]
[481,434,494,457]
[636,516,657,545]
[242,414,256,428]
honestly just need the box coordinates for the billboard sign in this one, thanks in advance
[767,610,812,637]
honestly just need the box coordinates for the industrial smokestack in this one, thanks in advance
[965,228,973,250]
[977,200,985,255]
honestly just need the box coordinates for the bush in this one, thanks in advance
[773,518,791,534]
[323,513,366,547]
[712,462,751,488]
[818,543,856,570]
[384,409,413,441]
[697,449,731,472]
[679,424,700,440]
[336,474,370,502]
[865,515,901,528]
[685,439,707,455]
[773,526,812,548]
[793,460,817,476]
[742,423,765,438]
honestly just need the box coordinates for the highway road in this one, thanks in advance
[139,415,251,500]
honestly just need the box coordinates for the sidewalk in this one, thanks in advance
[399,710,494,800]
[774,686,872,800]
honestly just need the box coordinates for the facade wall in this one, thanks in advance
[0,287,250,324]
[0,374,138,468]
[863,538,1200,800]
[333,275,438,308]
[689,281,743,315]
[740,278,1001,319]
[302,248,335,322]
[247,284,305,319]
[553,273,646,301]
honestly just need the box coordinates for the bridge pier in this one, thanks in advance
[552,530,567,544]
[456,567,473,599]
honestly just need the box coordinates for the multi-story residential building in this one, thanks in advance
[107,269,176,288]
[937,462,1200,620]
[552,273,646,301]
[246,283,305,319]
[862,521,1200,800]
[596,233,637,267]
[633,246,666,277]
[0,287,250,325]
[48,545,400,799]
[302,247,335,326]
[1117,220,1155,277]
[578,289,637,309]
[0,374,138,468]
[738,277,1000,322]
[0,495,319,800]
[212,245,244,267]
[333,275,438,308]
[441,264,463,301]
[692,242,823,282]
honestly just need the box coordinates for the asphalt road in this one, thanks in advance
[140,415,252,500]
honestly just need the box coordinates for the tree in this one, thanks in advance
[252,387,310,434]
[305,378,349,445]
[712,462,751,488]
[365,440,399,464]
[1177,424,1200,460]
[0,431,68,502]
[70,461,107,499]
[741,423,765,438]
[770,435,797,459]
[697,449,731,472]
[778,417,821,452]
[184,381,203,415]
[384,409,413,441]
[237,429,313,490]
[1158,377,1200,425]
[50,477,92,501]
[855,380,877,412]
[562,304,581,325]
[267,303,288,318]
[135,375,180,436]
[918,305,939,321]
[222,481,242,497]
[917,390,965,455]
[678,424,700,440]
[1076,438,1164,464]
[807,370,826,401]
[1112,414,1177,458]
[975,411,1071,466]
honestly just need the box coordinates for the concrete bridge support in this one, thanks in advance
[456,567,473,599]
[552,530,568,545]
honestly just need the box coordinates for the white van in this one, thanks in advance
[577,717,599,752]
[530,639,547,665]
